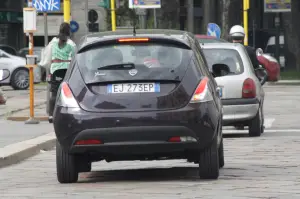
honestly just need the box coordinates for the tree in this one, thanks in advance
[282,0,300,71]
[217,0,242,40]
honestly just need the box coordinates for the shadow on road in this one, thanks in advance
[78,167,210,183]
[223,133,249,138]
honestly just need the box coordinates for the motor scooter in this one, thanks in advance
[256,48,280,82]
[46,69,67,123]
[0,69,10,105]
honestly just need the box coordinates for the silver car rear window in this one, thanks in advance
[202,49,244,75]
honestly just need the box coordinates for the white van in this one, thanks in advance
[265,35,285,68]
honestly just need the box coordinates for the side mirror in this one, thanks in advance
[211,63,230,77]
[0,69,10,82]
[256,48,263,56]
[255,67,268,86]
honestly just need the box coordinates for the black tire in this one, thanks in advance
[218,138,225,168]
[199,136,220,179]
[10,68,29,90]
[56,141,79,183]
[248,107,263,137]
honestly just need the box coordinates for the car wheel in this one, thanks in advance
[10,68,29,90]
[56,141,79,183]
[198,135,220,179]
[248,106,263,137]
[218,137,225,168]
[261,104,265,134]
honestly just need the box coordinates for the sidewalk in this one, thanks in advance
[1,85,48,121]
[267,80,300,86]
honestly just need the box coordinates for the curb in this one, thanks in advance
[6,116,49,122]
[0,102,46,118]
[0,132,56,169]
[267,81,300,86]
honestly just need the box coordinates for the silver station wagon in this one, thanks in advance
[201,43,267,137]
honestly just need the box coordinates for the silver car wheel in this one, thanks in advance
[12,69,29,90]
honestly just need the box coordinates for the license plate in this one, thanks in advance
[107,83,160,93]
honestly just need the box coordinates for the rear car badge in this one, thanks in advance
[129,69,138,76]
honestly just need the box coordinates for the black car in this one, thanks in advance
[53,29,224,183]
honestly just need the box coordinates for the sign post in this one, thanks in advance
[32,0,61,118]
[243,0,249,46]
[24,0,39,124]
[129,0,161,29]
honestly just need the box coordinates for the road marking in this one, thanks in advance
[264,118,275,128]
[223,129,300,134]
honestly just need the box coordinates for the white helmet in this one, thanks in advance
[229,25,245,38]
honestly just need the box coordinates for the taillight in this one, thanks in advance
[242,78,256,98]
[190,76,213,103]
[59,82,79,108]
[118,38,149,42]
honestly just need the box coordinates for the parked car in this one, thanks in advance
[53,29,224,183]
[18,47,46,81]
[0,44,18,56]
[201,43,267,137]
[0,49,41,90]
[196,34,280,82]
[265,35,285,68]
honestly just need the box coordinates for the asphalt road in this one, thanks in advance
[0,85,300,198]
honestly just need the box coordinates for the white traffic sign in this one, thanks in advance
[32,0,61,12]
[23,8,37,33]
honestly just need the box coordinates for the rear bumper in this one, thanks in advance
[222,98,259,125]
[53,103,221,155]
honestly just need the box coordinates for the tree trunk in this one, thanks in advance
[218,0,241,40]
[157,0,180,29]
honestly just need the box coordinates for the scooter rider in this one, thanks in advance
[229,25,260,70]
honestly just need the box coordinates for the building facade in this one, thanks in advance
[0,0,25,50]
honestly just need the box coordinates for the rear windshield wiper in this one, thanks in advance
[97,63,135,70]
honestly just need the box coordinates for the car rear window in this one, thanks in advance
[76,43,193,84]
[202,49,244,75]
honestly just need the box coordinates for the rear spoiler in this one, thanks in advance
[77,37,191,54]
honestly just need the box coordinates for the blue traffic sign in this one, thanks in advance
[70,21,80,33]
[207,23,221,39]
[32,0,61,12]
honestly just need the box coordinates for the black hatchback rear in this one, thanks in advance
[53,29,223,183]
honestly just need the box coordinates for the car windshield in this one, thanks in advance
[202,49,244,75]
[265,45,285,57]
[77,43,193,84]
[19,49,42,61]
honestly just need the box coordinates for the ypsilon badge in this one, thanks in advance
[129,69,138,76]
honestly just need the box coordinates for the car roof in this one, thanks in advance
[195,34,217,39]
[78,29,194,51]
[200,42,244,50]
